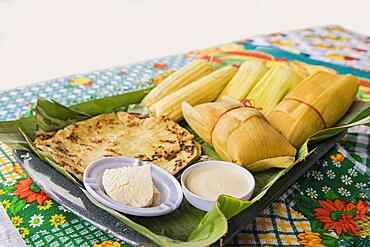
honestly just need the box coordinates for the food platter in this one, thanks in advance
[1,54,369,246]
[13,132,343,246]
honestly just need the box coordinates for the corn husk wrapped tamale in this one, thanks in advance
[182,100,296,171]
[268,71,359,148]
[182,100,241,145]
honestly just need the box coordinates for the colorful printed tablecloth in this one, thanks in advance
[0,25,369,247]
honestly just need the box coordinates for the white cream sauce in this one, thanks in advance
[185,165,250,200]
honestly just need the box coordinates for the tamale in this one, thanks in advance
[182,100,242,145]
[268,71,359,148]
[182,100,296,171]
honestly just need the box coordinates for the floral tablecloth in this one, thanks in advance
[0,25,369,247]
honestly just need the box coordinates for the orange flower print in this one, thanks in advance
[153,63,168,69]
[314,199,362,235]
[93,240,121,247]
[330,152,344,163]
[337,214,359,235]
[345,200,368,220]
[13,177,48,205]
[13,165,24,175]
[297,231,325,247]
[355,200,368,220]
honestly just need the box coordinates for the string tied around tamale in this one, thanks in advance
[240,99,262,111]
[285,98,327,128]
[210,99,262,143]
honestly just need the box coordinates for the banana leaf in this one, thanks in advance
[0,88,369,247]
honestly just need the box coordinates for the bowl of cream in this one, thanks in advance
[181,161,255,211]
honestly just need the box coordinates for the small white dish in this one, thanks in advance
[181,161,255,211]
[83,156,183,217]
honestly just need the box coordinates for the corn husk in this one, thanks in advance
[217,61,268,101]
[246,64,303,116]
[182,100,296,171]
[182,100,241,145]
[268,71,359,148]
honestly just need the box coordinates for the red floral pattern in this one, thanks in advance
[314,199,368,235]
[13,177,48,205]
[153,63,168,69]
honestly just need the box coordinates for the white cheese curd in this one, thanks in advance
[102,164,154,208]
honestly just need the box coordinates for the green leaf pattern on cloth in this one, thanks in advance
[291,127,370,246]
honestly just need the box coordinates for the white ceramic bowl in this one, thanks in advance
[181,161,255,211]
[83,157,183,217]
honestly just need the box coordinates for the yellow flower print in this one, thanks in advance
[13,165,24,175]
[50,214,66,228]
[17,227,30,239]
[37,199,53,210]
[330,152,344,163]
[271,40,296,46]
[69,77,92,86]
[356,215,370,238]
[297,231,324,247]
[11,216,23,227]
[0,189,5,195]
[1,199,10,211]
[149,70,175,86]
[93,240,121,247]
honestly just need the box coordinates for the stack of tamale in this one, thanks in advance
[182,100,297,172]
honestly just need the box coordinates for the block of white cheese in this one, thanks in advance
[102,164,154,208]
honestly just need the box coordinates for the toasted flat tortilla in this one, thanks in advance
[35,112,201,180]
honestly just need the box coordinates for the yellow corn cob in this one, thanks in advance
[217,61,268,101]
[246,64,302,116]
[150,65,237,122]
[141,59,212,106]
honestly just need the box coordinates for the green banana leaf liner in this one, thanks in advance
[0,88,369,247]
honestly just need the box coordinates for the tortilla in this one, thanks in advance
[34,112,201,180]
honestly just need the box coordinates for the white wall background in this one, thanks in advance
[0,0,369,90]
